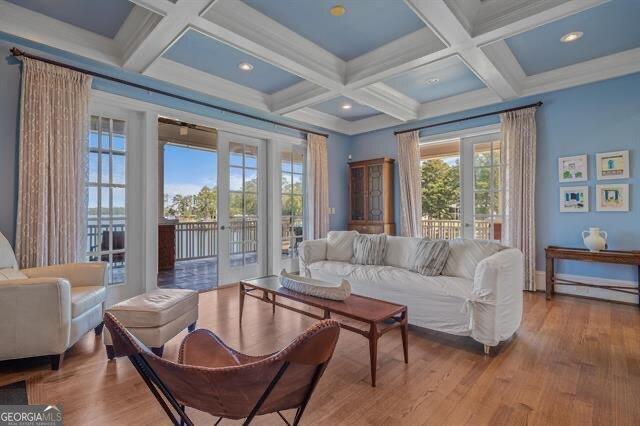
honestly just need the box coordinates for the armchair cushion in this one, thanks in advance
[22,262,107,287]
[71,286,106,318]
[0,268,27,280]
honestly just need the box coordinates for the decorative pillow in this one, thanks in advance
[410,239,450,276]
[351,233,387,265]
[326,230,359,262]
[384,236,425,269]
[442,238,504,279]
[279,270,351,301]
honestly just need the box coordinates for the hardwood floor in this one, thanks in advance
[1,288,639,425]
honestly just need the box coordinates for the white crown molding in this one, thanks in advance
[197,0,345,90]
[420,123,501,143]
[344,84,418,122]
[115,6,164,64]
[470,0,568,38]
[145,57,271,111]
[270,81,336,115]
[345,114,403,136]
[522,47,640,96]
[480,40,525,94]
[0,0,122,65]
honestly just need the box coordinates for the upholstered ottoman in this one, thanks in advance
[104,289,198,359]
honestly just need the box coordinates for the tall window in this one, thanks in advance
[229,142,258,266]
[473,140,503,240]
[87,116,126,284]
[281,148,304,259]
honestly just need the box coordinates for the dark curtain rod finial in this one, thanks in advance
[394,101,543,136]
[9,46,329,139]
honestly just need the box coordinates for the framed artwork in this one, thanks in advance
[560,186,589,212]
[558,154,587,182]
[596,150,629,180]
[596,184,629,212]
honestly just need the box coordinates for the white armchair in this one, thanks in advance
[0,231,107,369]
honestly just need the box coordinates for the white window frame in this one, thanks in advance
[420,123,503,241]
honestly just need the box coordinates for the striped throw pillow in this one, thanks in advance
[351,234,387,265]
[410,239,450,276]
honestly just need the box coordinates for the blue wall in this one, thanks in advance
[0,35,349,241]
[350,73,640,281]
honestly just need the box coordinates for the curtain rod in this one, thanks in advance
[10,47,329,138]
[393,101,543,136]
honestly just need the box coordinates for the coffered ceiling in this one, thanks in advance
[1,0,639,135]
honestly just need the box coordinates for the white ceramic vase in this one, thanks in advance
[582,227,607,252]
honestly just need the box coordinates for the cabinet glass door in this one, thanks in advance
[350,166,366,221]
[367,164,383,221]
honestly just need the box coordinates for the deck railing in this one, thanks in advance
[421,218,494,240]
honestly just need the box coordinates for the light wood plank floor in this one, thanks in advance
[1,287,639,425]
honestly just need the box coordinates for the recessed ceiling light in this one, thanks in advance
[330,5,346,16]
[560,31,583,43]
[426,78,440,85]
[341,103,352,110]
[238,62,254,71]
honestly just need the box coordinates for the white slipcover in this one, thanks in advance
[299,235,524,347]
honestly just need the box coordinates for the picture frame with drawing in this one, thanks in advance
[558,154,588,182]
[559,186,589,213]
[596,183,629,212]
[596,150,629,180]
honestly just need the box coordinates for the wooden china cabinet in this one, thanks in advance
[348,158,395,235]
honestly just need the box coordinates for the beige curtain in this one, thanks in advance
[396,131,422,237]
[16,58,92,268]
[501,107,537,291]
[307,133,329,239]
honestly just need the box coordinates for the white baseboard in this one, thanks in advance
[534,271,638,305]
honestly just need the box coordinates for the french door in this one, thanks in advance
[217,131,267,285]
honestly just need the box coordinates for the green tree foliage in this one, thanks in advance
[421,158,460,220]
[165,185,218,221]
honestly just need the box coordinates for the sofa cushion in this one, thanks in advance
[442,238,504,279]
[384,236,424,269]
[107,289,198,328]
[410,239,450,276]
[0,268,27,281]
[71,286,106,318]
[352,233,387,265]
[326,230,358,262]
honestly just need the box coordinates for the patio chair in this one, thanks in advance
[103,312,340,425]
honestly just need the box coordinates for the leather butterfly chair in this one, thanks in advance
[103,312,340,425]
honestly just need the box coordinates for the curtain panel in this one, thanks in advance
[306,133,330,239]
[16,58,92,268]
[396,131,422,237]
[500,107,537,291]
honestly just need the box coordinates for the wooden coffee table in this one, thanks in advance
[239,275,408,387]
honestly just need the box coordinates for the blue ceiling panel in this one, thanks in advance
[243,0,425,60]
[310,96,380,121]
[163,30,303,94]
[6,0,134,39]
[505,0,640,76]
[384,57,485,103]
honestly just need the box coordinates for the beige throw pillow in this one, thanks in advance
[410,239,450,276]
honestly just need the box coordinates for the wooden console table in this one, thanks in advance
[545,246,640,306]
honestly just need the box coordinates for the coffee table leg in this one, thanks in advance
[239,283,245,324]
[272,294,276,314]
[401,310,408,364]
[369,322,378,387]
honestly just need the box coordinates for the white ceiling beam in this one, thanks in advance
[344,84,419,122]
[406,0,519,100]
[145,57,271,111]
[269,81,337,115]
[284,108,353,135]
[122,0,211,72]
[345,28,450,88]
[473,0,610,46]
[0,0,121,65]
[197,0,345,90]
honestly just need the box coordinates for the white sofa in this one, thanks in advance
[299,232,524,349]
[0,231,107,369]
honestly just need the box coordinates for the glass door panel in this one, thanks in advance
[350,166,366,221]
[217,132,266,284]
